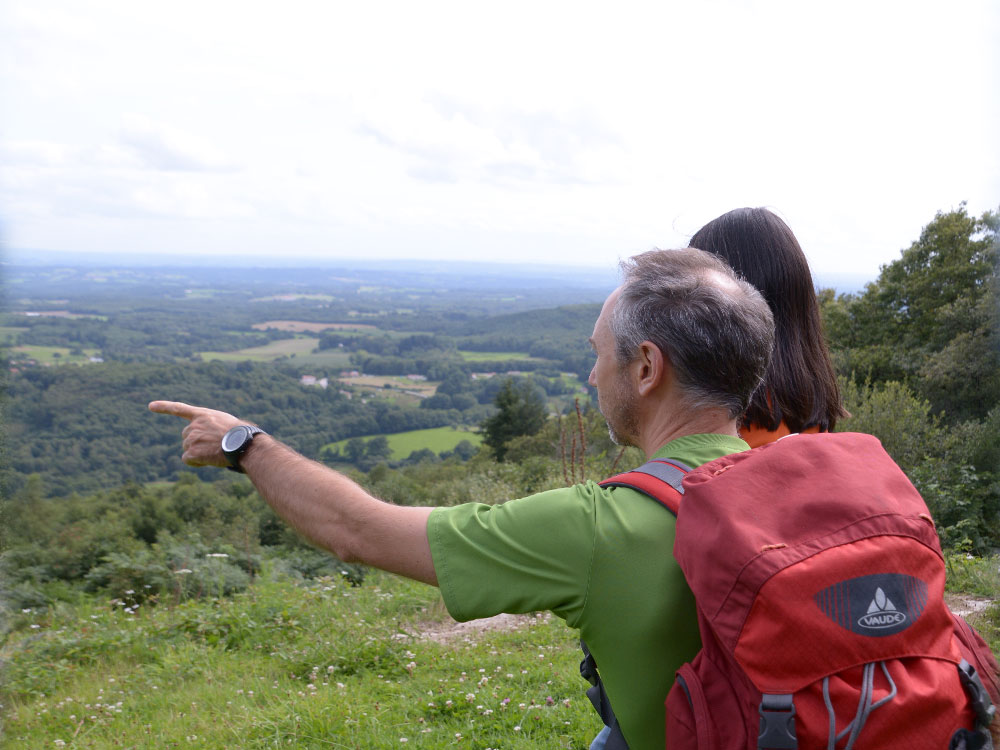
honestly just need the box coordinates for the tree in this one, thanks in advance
[480,378,547,462]
[823,204,999,422]
[345,438,367,465]
[365,435,392,464]
[451,439,477,461]
[852,204,996,353]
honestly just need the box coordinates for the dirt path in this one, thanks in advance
[400,597,993,646]
[399,612,552,645]
[945,593,996,619]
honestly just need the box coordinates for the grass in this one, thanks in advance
[7,345,102,365]
[251,321,377,333]
[249,294,337,303]
[199,337,320,362]
[1,571,597,749]
[3,551,998,749]
[291,349,355,368]
[346,375,437,393]
[335,375,439,408]
[324,427,483,461]
[945,552,1000,597]
[0,325,28,343]
[458,351,540,363]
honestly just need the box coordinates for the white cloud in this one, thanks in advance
[117,115,238,173]
[0,0,997,278]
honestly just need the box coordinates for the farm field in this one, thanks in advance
[344,374,437,396]
[8,344,102,365]
[324,426,483,461]
[292,349,355,368]
[252,320,377,333]
[458,350,537,362]
[0,325,28,343]
[199,337,320,362]
[249,294,337,303]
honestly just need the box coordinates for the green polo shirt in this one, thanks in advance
[427,433,748,750]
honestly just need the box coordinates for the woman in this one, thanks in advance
[690,207,847,445]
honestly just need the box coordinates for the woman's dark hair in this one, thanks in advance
[690,207,847,433]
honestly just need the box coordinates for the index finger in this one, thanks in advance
[148,400,202,420]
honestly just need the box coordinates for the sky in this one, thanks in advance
[1,0,998,282]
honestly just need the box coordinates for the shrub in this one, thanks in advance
[268,546,366,586]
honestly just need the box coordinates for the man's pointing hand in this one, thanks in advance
[148,400,246,468]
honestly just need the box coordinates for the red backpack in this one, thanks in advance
[600,432,999,749]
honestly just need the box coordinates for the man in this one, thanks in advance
[150,247,774,749]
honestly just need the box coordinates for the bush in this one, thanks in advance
[836,377,942,472]
[944,553,1000,596]
[82,536,254,604]
[83,548,172,603]
[836,377,1000,552]
[268,546,366,586]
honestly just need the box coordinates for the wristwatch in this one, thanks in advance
[221,425,266,473]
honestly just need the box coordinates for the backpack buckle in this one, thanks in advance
[579,641,599,687]
[758,694,798,750]
[958,659,997,730]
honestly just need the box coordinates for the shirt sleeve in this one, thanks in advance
[427,484,601,628]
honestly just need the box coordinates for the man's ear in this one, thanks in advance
[635,341,669,396]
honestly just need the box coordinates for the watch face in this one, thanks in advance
[222,426,249,453]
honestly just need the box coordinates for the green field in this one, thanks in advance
[458,350,538,363]
[4,558,998,749]
[0,325,28,343]
[324,426,483,460]
[250,293,337,302]
[8,345,101,365]
[293,349,355,368]
[1,570,598,749]
[200,336,321,362]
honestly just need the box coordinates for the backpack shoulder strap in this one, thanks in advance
[581,458,693,748]
[599,458,691,516]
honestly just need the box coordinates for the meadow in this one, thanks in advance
[0,325,29,343]
[4,558,998,749]
[2,570,598,749]
[8,344,102,365]
[199,337,321,362]
[324,427,483,461]
[457,352,540,364]
[251,321,377,333]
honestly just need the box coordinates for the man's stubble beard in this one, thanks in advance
[602,376,641,448]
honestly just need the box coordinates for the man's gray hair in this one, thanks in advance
[611,248,775,419]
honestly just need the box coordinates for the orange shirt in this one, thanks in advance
[738,422,821,449]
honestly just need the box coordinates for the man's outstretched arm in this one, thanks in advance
[148,400,437,586]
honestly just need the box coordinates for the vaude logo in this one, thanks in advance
[857,587,907,630]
